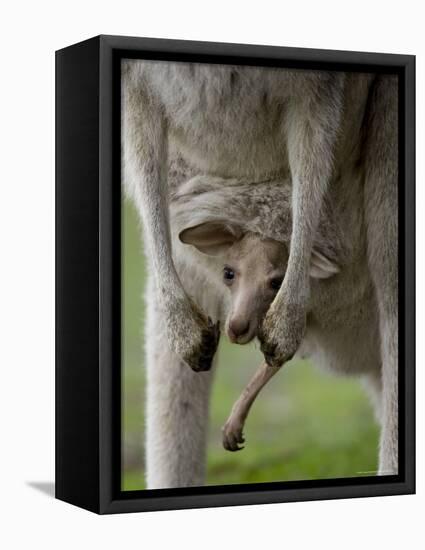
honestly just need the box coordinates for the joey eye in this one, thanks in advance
[270,277,283,291]
[223,267,235,282]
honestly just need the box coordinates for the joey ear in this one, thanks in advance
[310,249,340,279]
[179,222,243,256]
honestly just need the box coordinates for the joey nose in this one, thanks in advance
[228,319,251,342]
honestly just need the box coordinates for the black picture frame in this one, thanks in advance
[56,35,415,514]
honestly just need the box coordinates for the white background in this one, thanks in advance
[0,1,422,548]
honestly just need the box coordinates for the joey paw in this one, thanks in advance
[222,418,245,452]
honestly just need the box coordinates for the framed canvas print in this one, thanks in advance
[55,35,415,514]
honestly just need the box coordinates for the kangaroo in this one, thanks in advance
[179,222,339,452]
[173,174,374,454]
[179,227,290,452]
[123,60,398,486]
[123,61,348,373]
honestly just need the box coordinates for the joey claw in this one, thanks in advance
[222,421,246,452]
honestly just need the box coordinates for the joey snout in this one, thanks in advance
[226,294,272,345]
[227,316,255,344]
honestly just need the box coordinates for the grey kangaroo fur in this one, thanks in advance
[172,176,342,452]
[122,60,398,487]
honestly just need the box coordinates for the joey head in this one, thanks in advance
[179,221,338,349]
[179,222,288,346]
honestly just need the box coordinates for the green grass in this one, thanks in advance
[122,199,379,491]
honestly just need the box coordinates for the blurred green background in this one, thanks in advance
[122,198,379,491]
